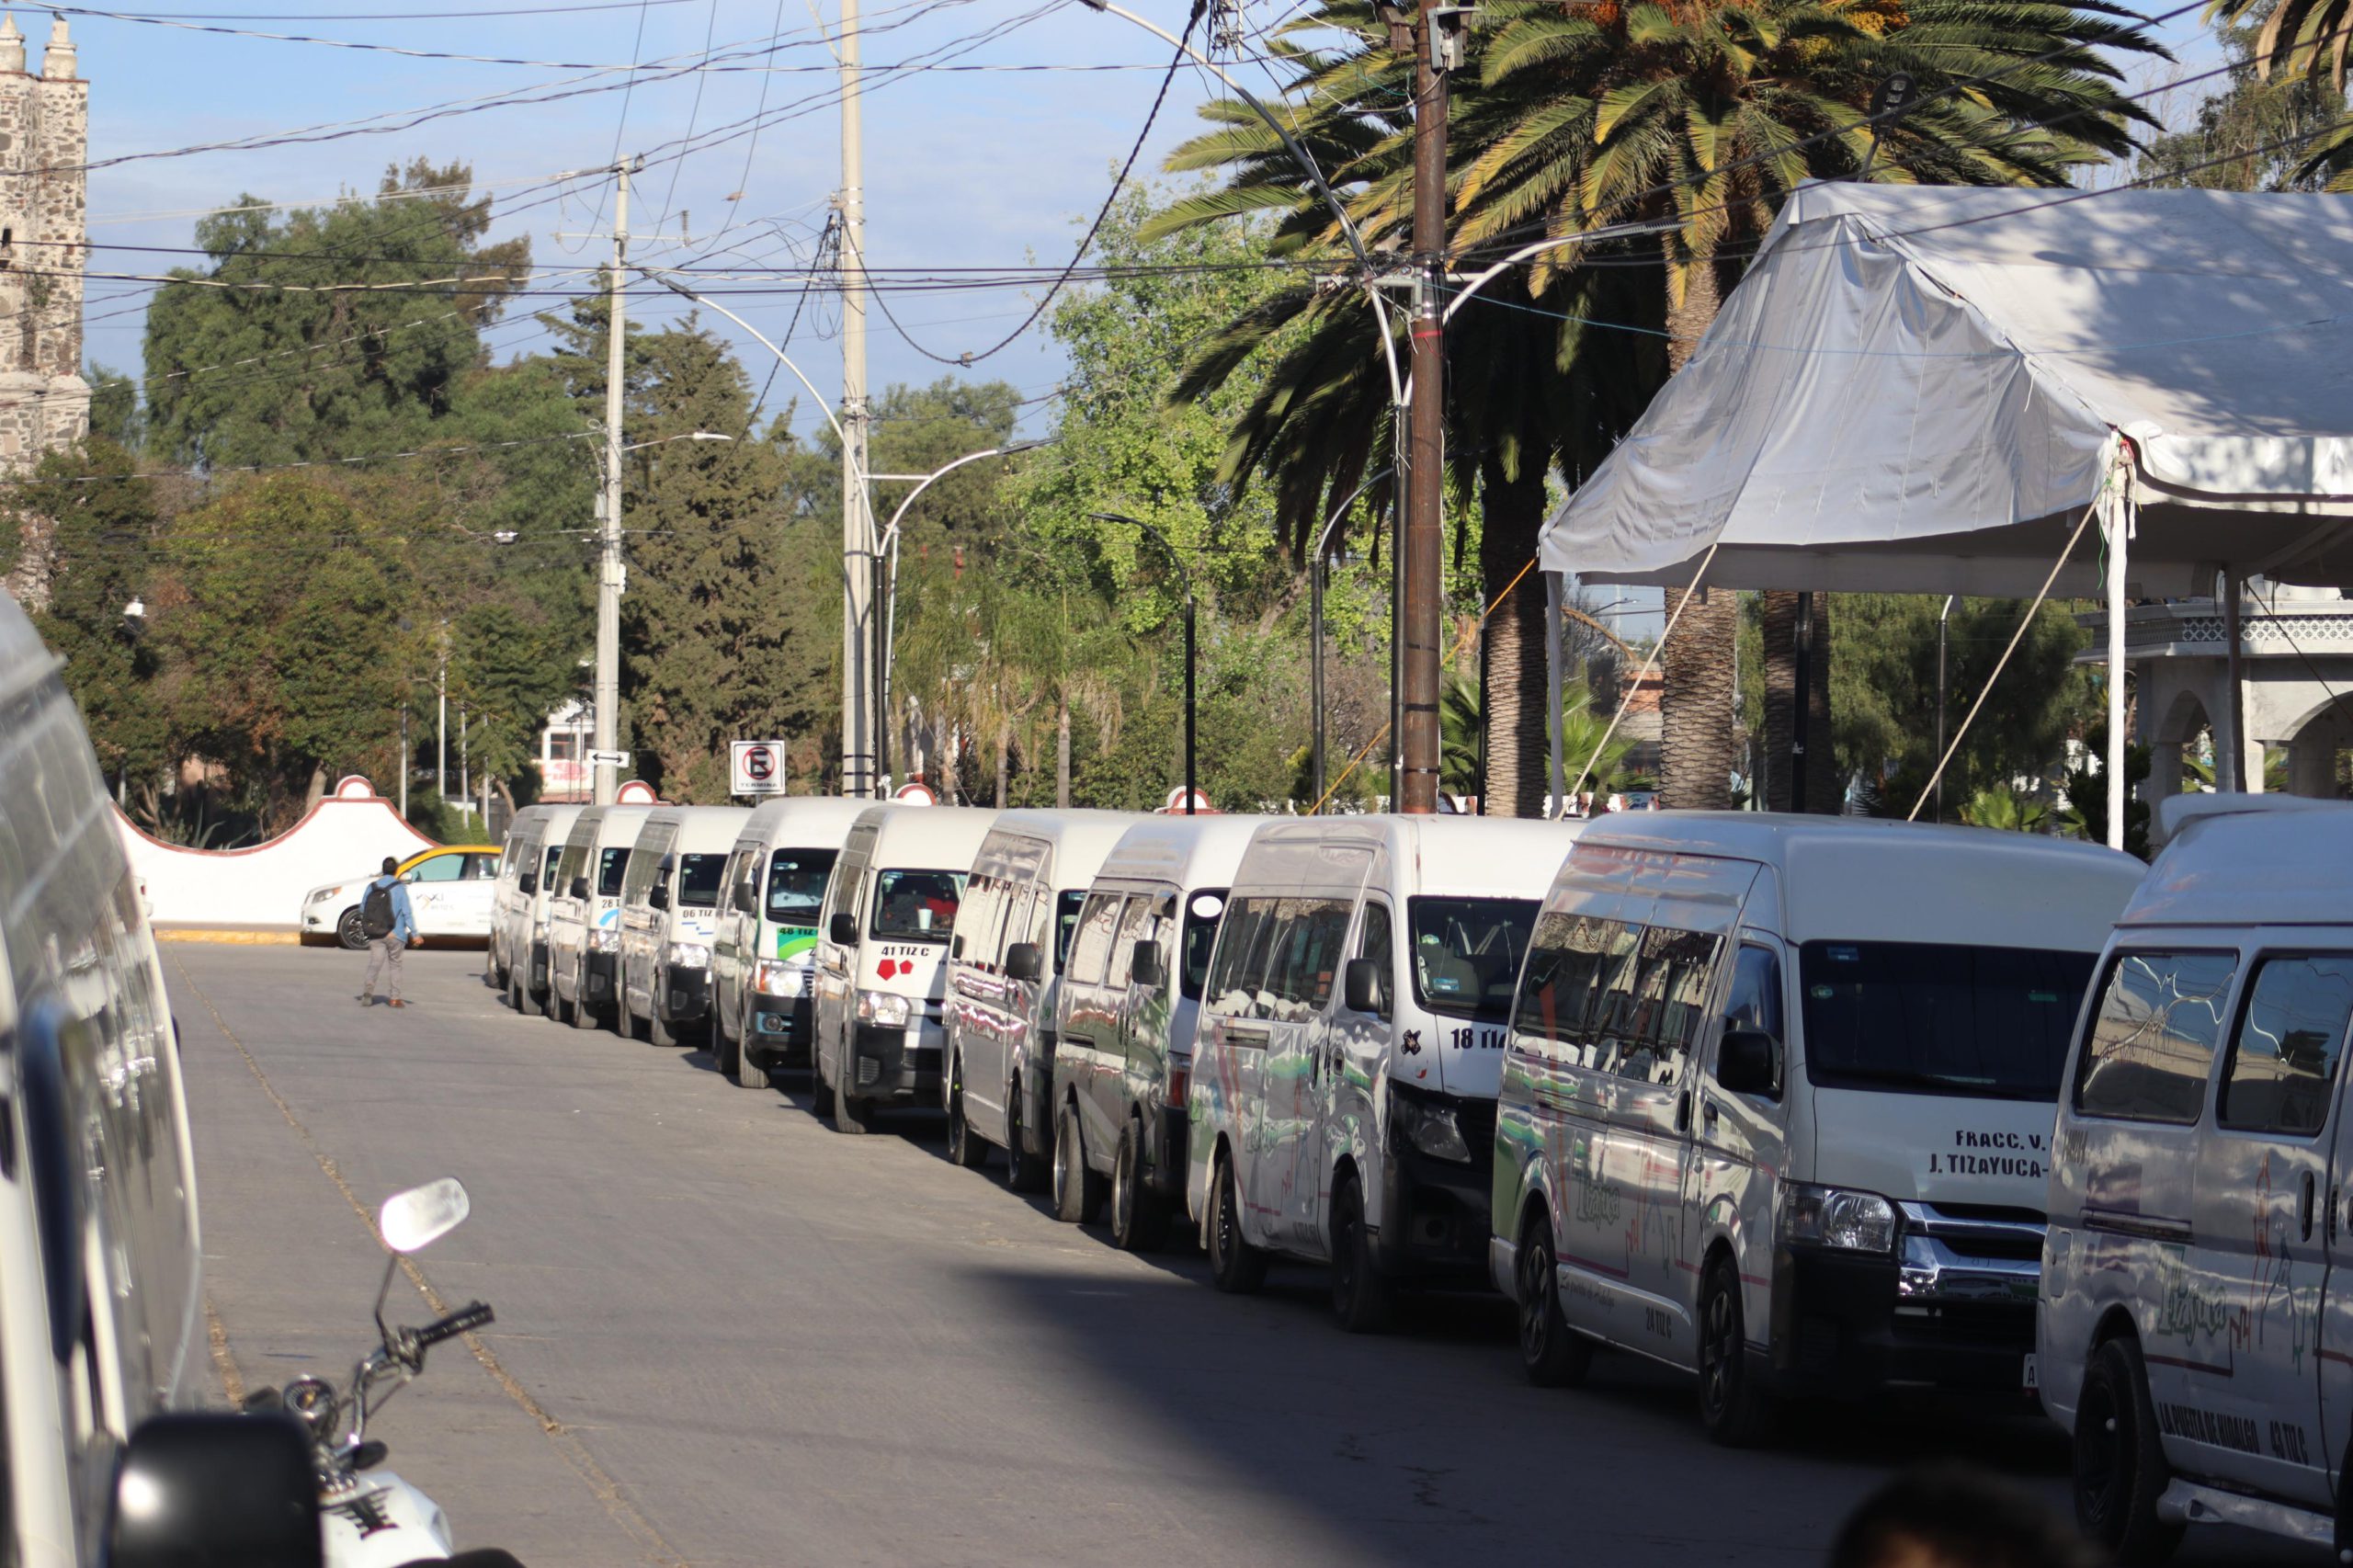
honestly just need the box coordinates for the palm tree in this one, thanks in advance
[1158,0,2160,810]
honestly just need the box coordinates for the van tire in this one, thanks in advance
[1052,1099,1104,1223]
[730,1024,767,1091]
[812,1047,836,1119]
[1517,1218,1595,1387]
[946,1060,987,1168]
[1109,1119,1168,1252]
[1003,1078,1047,1194]
[569,967,600,1030]
[834,1076,874,1134]
[648,1005,679,1050]
[1207,1153,1267,1294]
[507,971,527,1014]
[713,1011,742,1078]
[1698,1256,1774,1447]
[2075,1336,2185,1564]
[1329,1176,1392,1334]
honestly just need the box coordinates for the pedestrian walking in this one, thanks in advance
[357,856,417,1008]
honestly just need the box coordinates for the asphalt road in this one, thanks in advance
[165,943,2301,1568]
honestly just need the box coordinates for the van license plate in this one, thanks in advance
[2021,1354,2039,1392]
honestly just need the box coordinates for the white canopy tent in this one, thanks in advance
[1540,182,2353,847]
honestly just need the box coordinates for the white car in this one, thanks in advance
[301,844,501,949]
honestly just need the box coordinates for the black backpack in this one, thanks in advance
[360,879,396,938]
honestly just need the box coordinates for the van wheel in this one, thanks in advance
[569,968,599,1030]
[336,909,368,951]
[1207,1153,1267,1295]
[834,1081,874,1134]
[1517,1218,1594,1387]
[1698,1256,1774,1447]
[2075,1336,2185,1564]
[730,1028,767,1091]
[714,1012,743,1078]
[1110,1119,1168,1253]
[812,1046,836,1119]
[1003,1078,1047,1194]
[507,971,526,1014]
[946,1061,987,1169]
[1052,1099,1105,1223]
[1329,1176,1392,1334]
[648,1006,679,1049]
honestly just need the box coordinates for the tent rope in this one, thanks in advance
[1566,543,1721,814]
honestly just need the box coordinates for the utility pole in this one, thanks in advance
[838,0,874,800]
[1397,0,1452,814]
[594,156,635,809]
[436,625,448,805]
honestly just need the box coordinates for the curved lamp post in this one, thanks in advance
[1309,466,1392,810]
[1092,511,1196,815]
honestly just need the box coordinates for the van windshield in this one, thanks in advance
[541,846,563,884]
[1409,897,1539,1021]
[871,869,965,942]
[678,854,727,907]
[1799,940,2098,1101]
[767,849,837,925]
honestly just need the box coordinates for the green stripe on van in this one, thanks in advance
[775,927,818,961]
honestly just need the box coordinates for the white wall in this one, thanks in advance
[119,776,437,929]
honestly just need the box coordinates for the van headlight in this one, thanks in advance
[587,928,621,954]
[1778,1183,1898,1255]
[753,959,803,996]
[1389,1086,1472,1164]
[665,941,710,970]
[856,990,912,1028]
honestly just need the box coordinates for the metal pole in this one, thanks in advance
[1545,571,1563,817]
[839,0,873,799]
[594,157,631,809]
[1398,0,1448,816]
[1790,591,1813,812]
[1184,591,1197,815]
[2222,568,2247,792]
[460,707,469,809]
[1311,554,1325,808]
[399,699,409,817]
[1935,594,1954,822]
[436,632,447,803]
[2105,486,2130,851]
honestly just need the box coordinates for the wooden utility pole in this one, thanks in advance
[1398,0,1449,814]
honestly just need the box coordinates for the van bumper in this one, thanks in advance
[746,996,813,1067]
[844,1019,943,1105]
[658,964,709,1024]
[585,951,619,1008]
[1373,1110,1496,1283]
[1768,1245,2038,1397]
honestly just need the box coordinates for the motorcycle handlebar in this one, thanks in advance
[415,1301,495,1349]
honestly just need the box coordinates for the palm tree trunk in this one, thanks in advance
[995,717,1011,808]
[1659,252,1741,812]
[1479,451,1550,817]
[1056,696,1072,809]
[1761,591,1837,812]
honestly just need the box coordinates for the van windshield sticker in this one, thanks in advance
[1825,946,1860,962]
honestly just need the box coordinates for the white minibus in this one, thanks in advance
[545,804,651,1029]
[617,804,751,1047]
[492,802,580,1009]
[2041,796,2353,1562]
[1187,815,1577,1330]
[1493,813,2140,1444]
[813,805,999,1132]
[1051,814,1260,1250]
[710,797,876,1088]
[940,810,1141,1188]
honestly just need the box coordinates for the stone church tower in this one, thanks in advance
[0,13,86,611]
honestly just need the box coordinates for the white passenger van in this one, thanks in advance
[545,804,651,1029]
[938,810,1141,1190]
[711,798,876,1088]
[1049,814,1260,1250]
[617,805,750,1047]
[1,591,318,1565]
[1493,814,2141,1445]
[1187,815,1577,1329]
[492,802,580,1006]
[2040,796,2353,1562]
[813,805,998,1133]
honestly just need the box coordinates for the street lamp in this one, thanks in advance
[1309,467,1392,811]
[1092,512,1196,816]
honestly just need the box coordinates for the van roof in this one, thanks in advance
[1240,814,1585,899]
[566,804,652,846]
[849,803,1000,863]
[975,810,1143,888]
[2127,796,2353,927]
[736,796,877,846]
[1096,814,1267,890]
[641,804,753,852]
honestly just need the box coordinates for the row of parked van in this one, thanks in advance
[483,789,2353,1563]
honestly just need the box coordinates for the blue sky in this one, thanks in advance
[70,0,2231,453]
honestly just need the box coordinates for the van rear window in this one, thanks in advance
[1802,940,2097,1102]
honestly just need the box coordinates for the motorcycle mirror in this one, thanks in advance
[379,1177,470,1255]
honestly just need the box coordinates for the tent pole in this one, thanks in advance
[2222,568,2246,793]
[2106,486,2130,852]
[1545,571,1564,817]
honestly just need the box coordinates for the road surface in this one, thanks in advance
[165,944,2294,1568]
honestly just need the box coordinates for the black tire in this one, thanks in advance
[1051,1098,1105,1223]
[1698,1256,1775,1447]
[1003,1076,1048,1194]
[2075,1336,2186,1565]
[834,1068,874,1134]
[648,1003,679,1049]
[1329,1176,1392,1334]
[1516,1214,1594,1387]
[811,1055,836,1119]
[714,1007,743,1077]
[435,1551,529,1568]
[336,908,369,951]
[1207,1152,1268,1294]
[946,1059,988,1168]
[507,971,526,1014]
[1109,1118,1169,1252]
[569,967,600,1030]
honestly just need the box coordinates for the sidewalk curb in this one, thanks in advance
[154,929,301,946]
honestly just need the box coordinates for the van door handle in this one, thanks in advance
[1702,1097,1719,1130]
[2302,1172,2317,1242]
[2331,1184,2341,1244]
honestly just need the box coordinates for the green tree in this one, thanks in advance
[2137,24,2351,189]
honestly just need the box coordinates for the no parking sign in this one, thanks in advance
[730,741,786,796]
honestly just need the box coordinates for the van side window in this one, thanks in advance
[1111,896,1156,991]
[1264,898,1354,1019]
[1612,926,1719,1087]
[1358,902,1395,1021]
[1206,896,1278,1018]
[1585,922,1649,1072]
[596,846,631,897]
[957,873,1005,964]
[1513,912,1612,1060]
[1067,893,1124,986]
[1054,891,1087,968]
[2217,955,2353,1137]
[2075,950,2237,1125]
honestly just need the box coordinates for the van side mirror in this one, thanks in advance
[108,1412,324,1568]
[1718,1028,1781,1097]
[733,882,756,915]
[1130,942,1164,988]
[829,912,859,947]
[1343,958,1382,1015]
[1006,941,1044,983]
[569,876,590,902]
[518,872,537,896]
[649,881,670,912]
